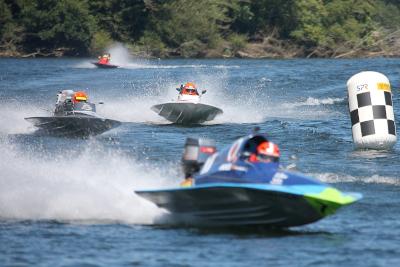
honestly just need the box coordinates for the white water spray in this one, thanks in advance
[107,43,136,67]
[0,102,47,135]
[0,138,178,223]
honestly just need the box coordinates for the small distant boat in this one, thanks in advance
[135,134,362,228]
[92,53,119,68]
[25,90,121,137]
[151,82,223,124]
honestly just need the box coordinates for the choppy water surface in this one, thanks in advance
[0,57,399,266]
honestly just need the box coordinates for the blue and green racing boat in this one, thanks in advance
[135,133,361,228]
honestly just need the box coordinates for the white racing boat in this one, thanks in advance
[151,83,223,125]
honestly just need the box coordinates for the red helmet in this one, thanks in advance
[249,141,280,163]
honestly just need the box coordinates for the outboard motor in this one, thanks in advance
[182,138,216,178]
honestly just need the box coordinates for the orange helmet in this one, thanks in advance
[73,91,88,103]
[182,82,198,95]
[183,82,196,90]
[249,141,280,163]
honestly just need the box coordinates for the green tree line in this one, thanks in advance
[1,0,400,57]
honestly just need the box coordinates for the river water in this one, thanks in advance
[0,57,399,266]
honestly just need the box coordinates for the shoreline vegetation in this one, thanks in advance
[1,0,400,59]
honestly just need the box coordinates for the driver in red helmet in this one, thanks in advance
[181,82,199,96]
[249,141,280,163]
[98,53,111,64]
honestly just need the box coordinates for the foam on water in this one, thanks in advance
[290,97,345,107]
[313,172,400,185]
[267,97,344,120]
[0,137,178,223]
[132,64,241,69]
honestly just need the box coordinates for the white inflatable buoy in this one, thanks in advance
[347,71,396,149]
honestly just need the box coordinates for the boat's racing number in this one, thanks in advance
[356,84,368,92]
[270,172,288,185]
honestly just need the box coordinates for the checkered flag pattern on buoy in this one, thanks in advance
[347,71,396,149]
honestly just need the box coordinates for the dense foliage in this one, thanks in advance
[1,0,399,57]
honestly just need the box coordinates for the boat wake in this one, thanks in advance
[0,138,178,224]
[122,64,241,70]
[313,172,400,186]
[0,102,45,135]
[289,97,345,107]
